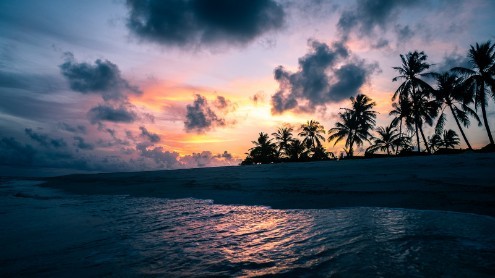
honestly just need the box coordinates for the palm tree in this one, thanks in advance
[442,129,461,149]
[429,129,460,152]
[389,101,414,154]
[328,94,377,157]
[299,120,326,150]
[432,72,481,150]
[428,133,443,153]
[392,51,436,153]
[248,132,277,164]
[366,124,402,155]
[409,90,439,154]
[285,139,309,162]
[272,126,294,159]
[453,41,495,145]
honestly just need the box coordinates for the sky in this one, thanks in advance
[1,0,495,176]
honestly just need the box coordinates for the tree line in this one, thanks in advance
[241,40,495,165]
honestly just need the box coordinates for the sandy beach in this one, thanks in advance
[40,152,495,216]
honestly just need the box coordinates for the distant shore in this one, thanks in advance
[40,152,495,216]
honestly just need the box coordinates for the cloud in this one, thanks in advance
[125,0,285,48]
[0,137,36,166]
[251,92,265,105]
[25,128,67,148]
[434,52,471,73]
[136,142,181,169]
[180,150,240,168]
[337,0,418,40]
[87,104,137,124]
[271,40,379,114]
[59,52,142,101]
[184,94,235,133]
[395,24,415,42]
[213,96,229,110]
[139,126,161,143]
[73,136,94,150]
[58,122,87,134]
[0,70,62,92]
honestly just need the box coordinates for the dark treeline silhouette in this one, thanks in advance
[242,40,495,165]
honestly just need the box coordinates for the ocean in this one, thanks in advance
[1,179,494,277]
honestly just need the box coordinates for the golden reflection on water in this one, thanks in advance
[212,206,316,277]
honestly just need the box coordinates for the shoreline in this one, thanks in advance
[39,152,495,216]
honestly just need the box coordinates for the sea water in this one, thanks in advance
[1,179,494,277]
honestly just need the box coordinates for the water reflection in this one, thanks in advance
[1,181,495,277]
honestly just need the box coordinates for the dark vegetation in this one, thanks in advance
[242,40,495,165]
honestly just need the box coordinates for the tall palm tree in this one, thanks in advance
[432,72,481,150]
[389,100,414,154]
[453,41,495,145]
[366,124,402,155]
[299,120,326,150]
[248,132,277,164]
[392,51,436,153]
[409,90,439,154]
[272,126,294,159]
[328,94,377,157]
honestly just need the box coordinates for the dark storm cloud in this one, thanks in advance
[139,126,161,143]
[0,137,36,166]
[58,122,87,134]
[125,0,285,48]
[328,63,371,101]
[59,52,142,101]
[73,136,94,150]
[24,128,67,148]
[184,94,235,133]
[87,104,137,124]
[337,0,419,39]
[271,40,378,114]
[434,52,471,73]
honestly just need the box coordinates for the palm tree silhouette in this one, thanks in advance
[453,41,495,146]
[390,101,414,154]
[366,123,402,155]
[285,138,308,162]
[248,132,277,164]
[411,90,440,154]
[441,129,461,149]
[432,72,481,150]
[299,120,326,150]
[392,51,436,153]
[429,129,460,152]
[328,94,377,157]
[272,126,294,159]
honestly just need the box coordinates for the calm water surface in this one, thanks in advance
[1,180,494,277]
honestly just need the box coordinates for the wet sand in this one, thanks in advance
[40,152,495,216]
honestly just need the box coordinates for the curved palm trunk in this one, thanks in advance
[480,84,495,145]
[415,121,421,153]
[418,124,431,154]
[448,104,473,150]
[396,120,403,155]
